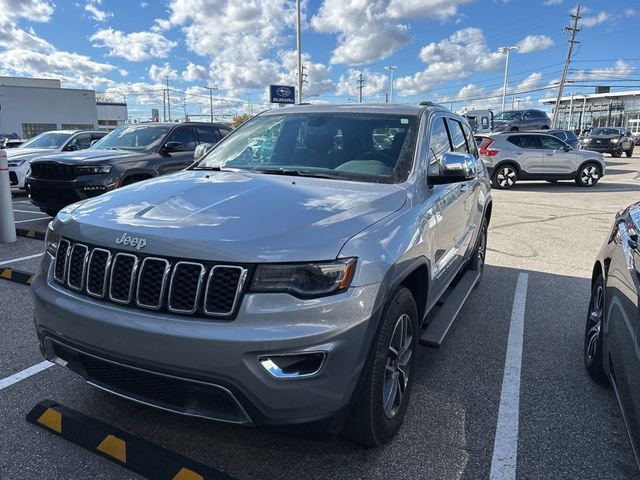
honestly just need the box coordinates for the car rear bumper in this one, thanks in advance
[32,253,380,426]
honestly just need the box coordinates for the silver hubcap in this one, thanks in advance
[586,284,603,361]
[581,166,599,185]
[383,313,413,419]
[497,167,516,187]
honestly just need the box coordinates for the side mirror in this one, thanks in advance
[430,152,478,185]
[193,143,213,160]
[65,144,79,151]
[90,139,99,146]
[163,141,183,153]
[563,144,571,151]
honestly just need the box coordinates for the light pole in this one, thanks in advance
[498,46,518,112]
[385,66,398,103]
[296,0,303,104]
[207,86,218,122]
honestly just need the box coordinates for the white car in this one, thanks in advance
[8,130,107,189]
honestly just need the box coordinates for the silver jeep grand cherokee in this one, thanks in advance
[33,104,492,446]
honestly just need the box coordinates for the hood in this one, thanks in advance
[34,149,145,164]
[6,148,54,161]
[54,170,408,263]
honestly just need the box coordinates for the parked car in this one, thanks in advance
[580,127,635,157]
[463,109,494,133]
[545,129,580,149]
[3,138,25,149]
[33,103,492,446]
[27,122,230,216]
[585,202,640,470]
[7,130,106,189]
[478,132,606,188]
[491,109,551,132]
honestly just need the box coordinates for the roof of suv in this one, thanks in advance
[134,121,230,127]
[261,103,440,116]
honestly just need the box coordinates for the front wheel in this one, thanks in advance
[626,147,634,158]
[611,150,622,158]
[575,163,601,187]
[584,275,608,384]
[492,165,518,189]
[471,218,488,287]
[343,287,418,446]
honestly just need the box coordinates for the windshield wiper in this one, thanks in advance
[192,166,225,171]
[254,168,346,180]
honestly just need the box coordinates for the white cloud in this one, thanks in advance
[0,0,54,22]
[542,0,562,5]
[626,8,638,16]
[335,69,388,99]
[148,63,178,83]
[517,72,544,90]
[395,28,503,96]
[311,0,472,65]
[140,1,149,7]
[581,11,610,27]
[516,35,554,54]
[90,28,177,61]
[572,59,633,81]
[84,0,113,22]
[182,62,209,82]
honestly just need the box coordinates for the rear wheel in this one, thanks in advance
[492,165,518,189]
[343,287,418,446]
[575,163,601,187]
[584,274,608,385]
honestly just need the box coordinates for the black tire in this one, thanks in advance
[541,125,549,130]
[575,163,601,187]
[491,164,518,189]
[626,147,634,158]
[509,127,519,132]
[342,287,418,447]
[470,218,488,287]
[611,150,622,158]
[584,274,608,385]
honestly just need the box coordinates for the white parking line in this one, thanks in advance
[13,209,42,214]
[14,217,49,223]
[0,253,42,266]
[0,361,53,391]
[490,272,529,480]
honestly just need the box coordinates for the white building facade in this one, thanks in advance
[97,102,128,130]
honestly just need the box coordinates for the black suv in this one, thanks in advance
[27,122,231,216]
[492,109,551,132]
[580,127,635,157]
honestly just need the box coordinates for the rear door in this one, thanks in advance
[506,134,545,174]
[540,134,576,176]
[159,126,198,174]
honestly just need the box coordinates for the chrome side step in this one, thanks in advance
[419,268,481,348]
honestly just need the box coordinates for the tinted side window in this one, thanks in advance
[523,111,533,119]
[508,135,542,149]
[167,126,197,151]
[541,135,567,150]
[218,128,232,138]
[91,133,107,142]
[446,118,469,153]
[68,133,92,149]
[481,116,490,129]
[461,122,478,158]
[195,126,218,144]
[533,111,547,118]
[427,117,451,177]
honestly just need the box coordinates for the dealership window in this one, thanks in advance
[61,124,94,130]
[21,123,57,138]
[98,120,118,126]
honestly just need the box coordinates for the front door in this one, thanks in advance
[539,134,576,176]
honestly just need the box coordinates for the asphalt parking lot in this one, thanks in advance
[2,157,640,480]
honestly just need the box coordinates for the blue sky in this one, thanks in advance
[1,0,638,121]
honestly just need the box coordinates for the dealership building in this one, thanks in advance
[0,76,127,138]
[540,88,640,134]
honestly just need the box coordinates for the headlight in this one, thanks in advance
[8,159,26,167]
[582,138,591,143]
[611,138,619,144]
[76,165,112,175]
[44,224,60,256]
[250,258,357,298]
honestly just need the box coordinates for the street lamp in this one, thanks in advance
[498,46,518,112]
[385,66,399,104]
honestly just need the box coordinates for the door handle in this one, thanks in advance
[545,153,554,156]
[459,183,469,192]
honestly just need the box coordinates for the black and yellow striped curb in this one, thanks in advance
[27,400,236,480]
[0,267,34,285]
[16,228,46,241]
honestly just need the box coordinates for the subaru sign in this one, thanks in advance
[270,85,295,104]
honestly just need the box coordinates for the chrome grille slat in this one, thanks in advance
[66,244,89,291]
[52,238,244,318]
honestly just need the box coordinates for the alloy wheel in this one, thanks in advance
[586,284,603,362]
[383,313,413,419]
[581,165,599,185]
[497,167,516,188]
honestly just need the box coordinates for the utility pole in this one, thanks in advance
[183,95,188,122]
[296,0,303,104]
[166,77,171,122]
[162,89,166,122]
[498,46,519,112]
[357,72,364,103]
[207,86,217,122]
[552,5,581,129]
[384,66,398,103]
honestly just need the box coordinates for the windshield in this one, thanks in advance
[19,132,71,149]
[591,127,621,136]
[91,125,171,151]
[195,113,419,184]
[494,111,521,121]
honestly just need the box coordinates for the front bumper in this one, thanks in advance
[580,143,619,154]
[27,176,116,210]
[8,167,25,188]
[32,253,380,426]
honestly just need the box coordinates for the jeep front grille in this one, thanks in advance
[53,239,247,318]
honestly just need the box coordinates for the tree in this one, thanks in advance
[231,113,253,129]
[95,93,119,103]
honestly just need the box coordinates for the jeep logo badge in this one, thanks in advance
[115,233,147,250]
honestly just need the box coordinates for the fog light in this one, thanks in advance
[259,352,326,379]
